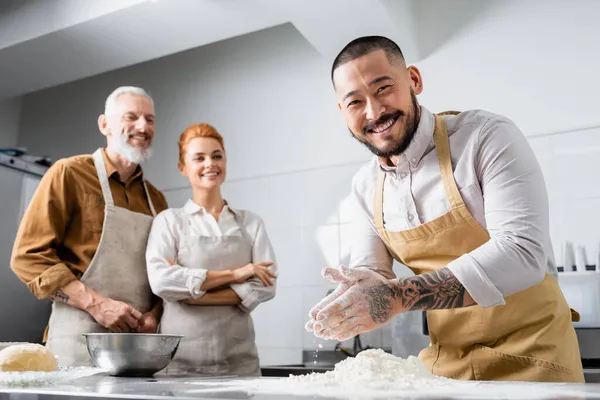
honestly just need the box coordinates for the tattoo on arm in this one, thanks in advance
[50,289,70,304]
[366,268,475,322]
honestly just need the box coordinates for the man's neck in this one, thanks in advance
[388,155,401,167]
[105,147,138,182]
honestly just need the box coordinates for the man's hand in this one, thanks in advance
[87,297,143,333]
[136,311,159,333]
[308,266,391,341]
[304,266,354,333]
[50,280,144,333]
[232,261,277,286]
[306,266,476,342]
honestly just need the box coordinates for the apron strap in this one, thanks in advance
[374,113,465,226]
[93,148,158,215]
[92,149,114,206]
[433,114,463,210]
[143,181,157,217]
[232,208,253,246]
[374,169,386,231]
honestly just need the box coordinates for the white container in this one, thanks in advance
[562,241,575,272]
[575,245,588,272]
[558,272,600,327]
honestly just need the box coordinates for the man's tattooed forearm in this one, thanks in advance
[366,268,474,322]
[50,289,69,304]
[395,268,471,311]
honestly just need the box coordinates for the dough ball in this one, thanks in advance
[0,343,58,372]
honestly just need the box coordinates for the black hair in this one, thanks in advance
[331,36,405,86]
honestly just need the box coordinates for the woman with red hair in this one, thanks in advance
[145,123,277,376]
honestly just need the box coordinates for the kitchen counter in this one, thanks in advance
[2,373,600,400]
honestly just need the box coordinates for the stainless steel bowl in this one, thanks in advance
[82,333,183,377]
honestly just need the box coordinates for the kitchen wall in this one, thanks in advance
[0,96,22,147]
[17,23,380,365]
[14,1,600,364]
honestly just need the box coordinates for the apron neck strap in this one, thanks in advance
[93,148,157,215]
[143,181,157,217]
[373,114,464,230]
[92,149,114,206]
[374,168,386,231]
[433,114,463,209]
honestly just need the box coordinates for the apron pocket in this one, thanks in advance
[472,344,573,382]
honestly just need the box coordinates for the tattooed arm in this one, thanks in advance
[309,266,476,341]
[367,268,475,323]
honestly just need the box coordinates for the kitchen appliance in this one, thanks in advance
[83,333,182,376]
[0,161,49,344]
[558,270,600,368]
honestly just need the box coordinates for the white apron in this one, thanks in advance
[159,211,260,377]
[45,149,157,367]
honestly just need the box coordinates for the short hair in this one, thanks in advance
[178,123,225,165]
[104,86,154,115]
[331,36,405,85]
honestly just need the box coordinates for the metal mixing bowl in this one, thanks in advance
[82,333,183,377]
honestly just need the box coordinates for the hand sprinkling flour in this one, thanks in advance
[306,265,475,341]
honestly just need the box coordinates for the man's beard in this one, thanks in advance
[112,130,153,164]
[351,89,420,158]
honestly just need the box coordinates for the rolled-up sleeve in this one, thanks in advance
[447,117,549,307]
[146,211,207,301]
[10,161,78,299]
[230,214,277,312]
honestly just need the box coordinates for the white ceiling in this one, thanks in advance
[0,0,490,100]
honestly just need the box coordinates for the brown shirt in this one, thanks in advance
[10,148,168,300]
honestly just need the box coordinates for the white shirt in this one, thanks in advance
[350,106,556,308]
[146,200,277,312]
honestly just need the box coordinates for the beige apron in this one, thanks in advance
[374,114,584,382]
[45,149,157,367]
[159,210,260,377]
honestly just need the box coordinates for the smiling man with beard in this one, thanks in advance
[11,86,168,367]
[306,36,584,383]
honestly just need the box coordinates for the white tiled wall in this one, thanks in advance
[162,125,600,366]
[528,126,600,266]
[164,161,401,365]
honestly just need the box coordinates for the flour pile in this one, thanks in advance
[0,367,104,387]
[286,349,450,391]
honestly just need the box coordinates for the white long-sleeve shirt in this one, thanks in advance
[349,106,556,308]
[146,200,277,312]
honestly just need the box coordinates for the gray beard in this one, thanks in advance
[112,131,153,164]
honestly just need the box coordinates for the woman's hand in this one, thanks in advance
[233,261,276,286]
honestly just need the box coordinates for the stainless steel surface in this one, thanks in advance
[301,349,348,367]
[585,369,600,383]
[0,166,49,344]
[3,373,600,400]
[82,333,182,377]
[577,328,600,360]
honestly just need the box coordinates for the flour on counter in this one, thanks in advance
[180,349,595,400]
[287,348,449,390]
[0,367,104,387]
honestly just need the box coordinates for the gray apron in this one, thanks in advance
[160,211,260,376]
[45,149,157,367]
